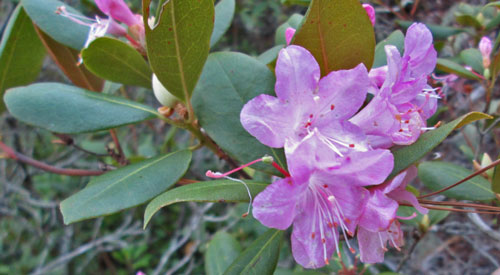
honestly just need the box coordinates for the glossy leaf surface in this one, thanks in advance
[4,83,158,134]
[82,37,152,88]
[61,150,192,224]
[293,0,375,75]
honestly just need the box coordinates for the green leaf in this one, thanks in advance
[455,14,482,28]
[211,0,235,47]
[82,37,152,88]
[418,161,495,201]
[35,27,103,91]
[144,180,268,228]
[4,82,159,134]
[143,0,214,102]
[192,52,286,175]
[460,48,484,74]
[205,232,242,275]
[223,229,283,275]
[60,150,192,224]
[293,0,375,75]
[22,0,89,50]
[0,5,45,112]
[257,45,284,65]
[275,13,303,45]
[436,58,481,80]
[373,30,405,68]
[396,20,464,40]
[389,112,492,179]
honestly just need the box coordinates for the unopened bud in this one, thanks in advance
[262,155,274,164]
[152,74,178,107]
[362,4,376,26]
[479,36,492,68]
[484,68,491,80]
[419,214,430,233]
[285,27,296,46]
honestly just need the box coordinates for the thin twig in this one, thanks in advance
[419,158,500,199]
[109,129,128,165]
[0,140,104,176]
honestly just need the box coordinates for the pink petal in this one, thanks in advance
[358,190,398,231]
[404,23,437,76]
[95,0,139,26]
[368,66,388,87]
[326,149,394,186]
[358,227,386,263]
[240,94,294,148]
[291,191,337,269]
[317,63,370,120]
[275,46,320,103]
[252,177,306,230]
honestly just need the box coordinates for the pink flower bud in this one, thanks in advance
[362,4,376,26]
[95,0,140,27]
[479,36,492,68]
[285,27,296,46]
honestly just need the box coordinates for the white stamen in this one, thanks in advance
[421,127,435,131]
[313,96,321,103]
[222,175,253,217]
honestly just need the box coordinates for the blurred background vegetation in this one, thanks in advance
[1,0,500,274]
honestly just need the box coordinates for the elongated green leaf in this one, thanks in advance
[192,52,286,175]
[144,180,268,227]
[293,0,375,75]
[389,112,492,179]
[396,20,464,40]
[205,232,242,275]
[4,82,158,134]
[419,161,495,201]
[143,0,214,102]
[82,37,152,88]
[275,13,303,45]
[373,30,405,68]
[35,27,103,91]
[61,150,192,224]
[22,0,89,50]
[436,58,481,80]
[460,48,483,74]
[211,0,235,47]
[224,229,283,275]
[0,5,45,112]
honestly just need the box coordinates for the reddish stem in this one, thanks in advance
[272,162,290,178]
[419,158,500,199]
[0,141,104,177]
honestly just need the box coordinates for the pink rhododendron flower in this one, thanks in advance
[285,27,296,45]
[242,45,394,268]
[351,23,438,148]
[357,166,428,263]
[252,130,393,268]
[241,45,372,155]
[362,4,376,26]
[479,36,492,68]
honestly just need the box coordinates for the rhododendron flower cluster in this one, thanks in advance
[240,22,437,268]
